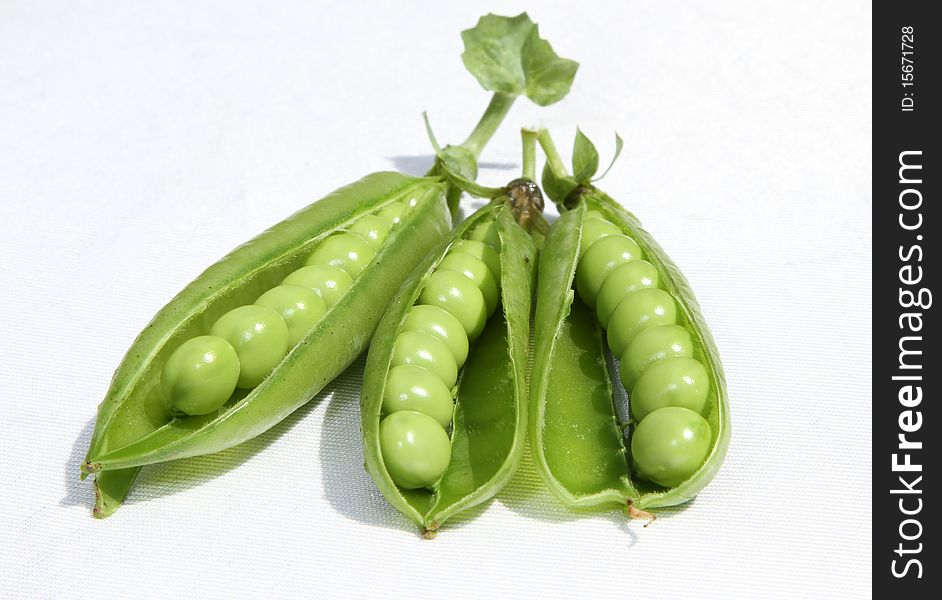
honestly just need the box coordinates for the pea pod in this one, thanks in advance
[361,183,539,536]
[530,129,730,517]
[83,175,449,512]
[80,14,579,518]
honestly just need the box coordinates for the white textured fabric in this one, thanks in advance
[0,1,871,598]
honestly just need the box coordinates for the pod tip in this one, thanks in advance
[626,499,656,527]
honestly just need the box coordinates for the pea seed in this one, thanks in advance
[618,324,693,390]
[380,411,452,490]
[468,220,501,250]
[210,305,289,388]
[631,407,711,488]
[606,288,677,357]
[348,215,391,251]
[595,260,660,328]
[630,357,710,421]
[579,218,622,257]
[418,270,488,340]
[391,330,459,388]
[401,305,469,368]
[436,252,500,316]
[161,335,240,416]
[282,264,353,308]
[449,239,501,281]
[382,365,454,427]
[575,234,642,308]
[305,232,376,277]
[254,284,327,346]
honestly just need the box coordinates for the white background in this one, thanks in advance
[0,1,871,598]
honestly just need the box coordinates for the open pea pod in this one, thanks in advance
[361,193,536,535]
[531,129,729,517]
[83,173,450,515]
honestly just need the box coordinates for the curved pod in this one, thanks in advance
[530,196,729,511]
[361,202,535,534]
[83,172,450,517]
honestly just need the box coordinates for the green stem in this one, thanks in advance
[536,128,570,179]
[461,93,517,158]
[521,129,538,181]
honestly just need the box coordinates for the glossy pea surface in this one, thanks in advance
[576,234,642,308]
[631,407,711,488]
[305,232,375,277]
[619,324,693,390]
[401,305,469,368]
[450,239,501,280]
[348,215,391,251]
[631,357,709,421]
[380,411,452,489]
[418,270,487,340]
[436,253,499,316]
[606,288,677,357]
[468,220,501,250]
[161,335,240,416]
[382,365,454,427]
[209,305,289,388]
[579,218,622,257]
[282,264,353,308]
[254,284,327,346]
[377,201,407,226]
[595,260,660,328]
[391,330,458,388]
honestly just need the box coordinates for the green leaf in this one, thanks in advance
[438,145,478,182]
[593,132,624,182]
[461,13,578,106]
[522,25,579,106]
[461,13,534,96]
[541,162,579,205]
[572,128,599,181]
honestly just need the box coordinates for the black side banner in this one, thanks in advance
[875,2,938,595]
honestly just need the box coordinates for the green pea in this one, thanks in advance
[450,239,501,281]
[305,232,375,277]
[348,215,391,251]
[579,218,622,257]
[380,411,451,489]
[391,330,458,388]
[377,201,408,226]
[575,234,642,308]
[631,407,711,488]
[619,324,693,390]
[436,253,499,316]
[595,260,660,329]
[401,305,469,368]
[606,288,677,357]
[282,264,353,308]
[254,284,327,346]
[468,220,501,250]
[161,335,240,416]
[210,305,289,388]
[631,357,710,421]
[382,365,454,427]
[584,209,608,221]
[419,270,488,340]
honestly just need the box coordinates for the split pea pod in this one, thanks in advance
[80,13,578,518]
[361,178,541,536]
[83,174,450,516]
[530,130,730,517]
